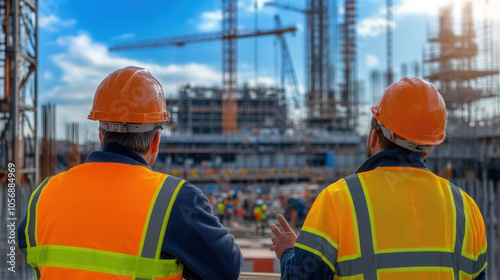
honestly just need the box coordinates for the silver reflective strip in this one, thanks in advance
[337,251,454,277]
[296,230,338,268]
[377,120,434,153]
[344,174,377,278]
[99,122,165,133]
[27,177,52,248]
[34,267,41,280]
[140,175,184,259]
[27,177,52,280]
[450,182,465,279]
[337,250,482,276]
[466,251,487,275]
[338,176,475,277]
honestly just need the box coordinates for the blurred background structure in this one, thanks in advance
[1,0,500,279]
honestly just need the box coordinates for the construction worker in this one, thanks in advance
[270,78,487,279]
[254,199,269,236]
[18,66,242,279]
[217,196,227,226]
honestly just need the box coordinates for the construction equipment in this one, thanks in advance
[386,0,393,85]
[0,0,39,185]
[110,1,296,135]
[266,1,358,131]
[109,28,296,52]
[273,14,301,126]
[264,2,310,14]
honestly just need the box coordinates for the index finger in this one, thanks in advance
[270,224,282,237]
[277,214,294,232]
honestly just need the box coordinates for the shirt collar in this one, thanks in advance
[356,147,429,173]
[85,142,151,169]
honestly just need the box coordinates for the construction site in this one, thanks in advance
[1,0,499,279]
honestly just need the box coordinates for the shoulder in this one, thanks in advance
[170,179,211,211]
[319,177,352,203]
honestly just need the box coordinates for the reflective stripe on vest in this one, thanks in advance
[327,174,486,278]
[25,175,185,280]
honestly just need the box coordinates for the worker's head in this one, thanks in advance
[88,66,169,166]
[367,77,446,158]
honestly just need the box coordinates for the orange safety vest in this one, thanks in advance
[25,162,186,280]
[296,167,487,279]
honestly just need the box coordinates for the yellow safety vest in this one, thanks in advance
[218,202,226,216]
[25,162,185,280]
[254,205,268,222]
[296,166,487,279]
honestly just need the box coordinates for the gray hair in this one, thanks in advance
[100,126,162,155]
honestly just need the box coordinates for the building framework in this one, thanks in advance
[167,85,287,135]
[424,3,500,278]
[0,1,38,279]
[0,0,38,185]
[424,2,499,124]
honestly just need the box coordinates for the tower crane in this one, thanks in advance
[264,2,310,14]
[274,14,302,127]
[109,28,296,51]
[273,15,300,109]
[387,0,393,85]
[110,0,296,135]
[265,1,339,130]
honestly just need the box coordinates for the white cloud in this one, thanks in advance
[296,23,304,32]
[366,54,380,69]
[197,10,222,31]
[395,0,499,20]
[395,0,446,16]
[39,14,76,32]
[240,0,275,14]
[357,0,500,40]
[43,71,53,80]
[43,33,221,138]
[357,17,393,38]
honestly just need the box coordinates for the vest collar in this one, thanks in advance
[356,147,429,174]
[85,142,151,169]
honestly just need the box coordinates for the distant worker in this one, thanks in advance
[18,67,242,279]
[285,195,297,229]
[254,199,269,236]
[270,78,487,279]
[217,196,227,225]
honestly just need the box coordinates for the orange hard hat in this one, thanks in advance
[371,77,446,147]
[88,66,169,130]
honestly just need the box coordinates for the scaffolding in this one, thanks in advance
[340,0,357,131]
[0,0,39,185]
[305,0,336,130]
[0,1,38,278]
[424,1,499,125]
[423,3,500,277]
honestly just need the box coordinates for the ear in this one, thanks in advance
[151,132,161,153]
[369,128,379,149]
[99,131,103,144]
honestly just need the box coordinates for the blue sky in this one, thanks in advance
[38,0,500,140]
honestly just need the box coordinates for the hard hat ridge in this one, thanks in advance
[371,77,447,150]
[88,66,169,133]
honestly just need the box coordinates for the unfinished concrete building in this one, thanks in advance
[167,84,287,135]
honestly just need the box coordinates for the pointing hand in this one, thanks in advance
[269,214,297,259]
